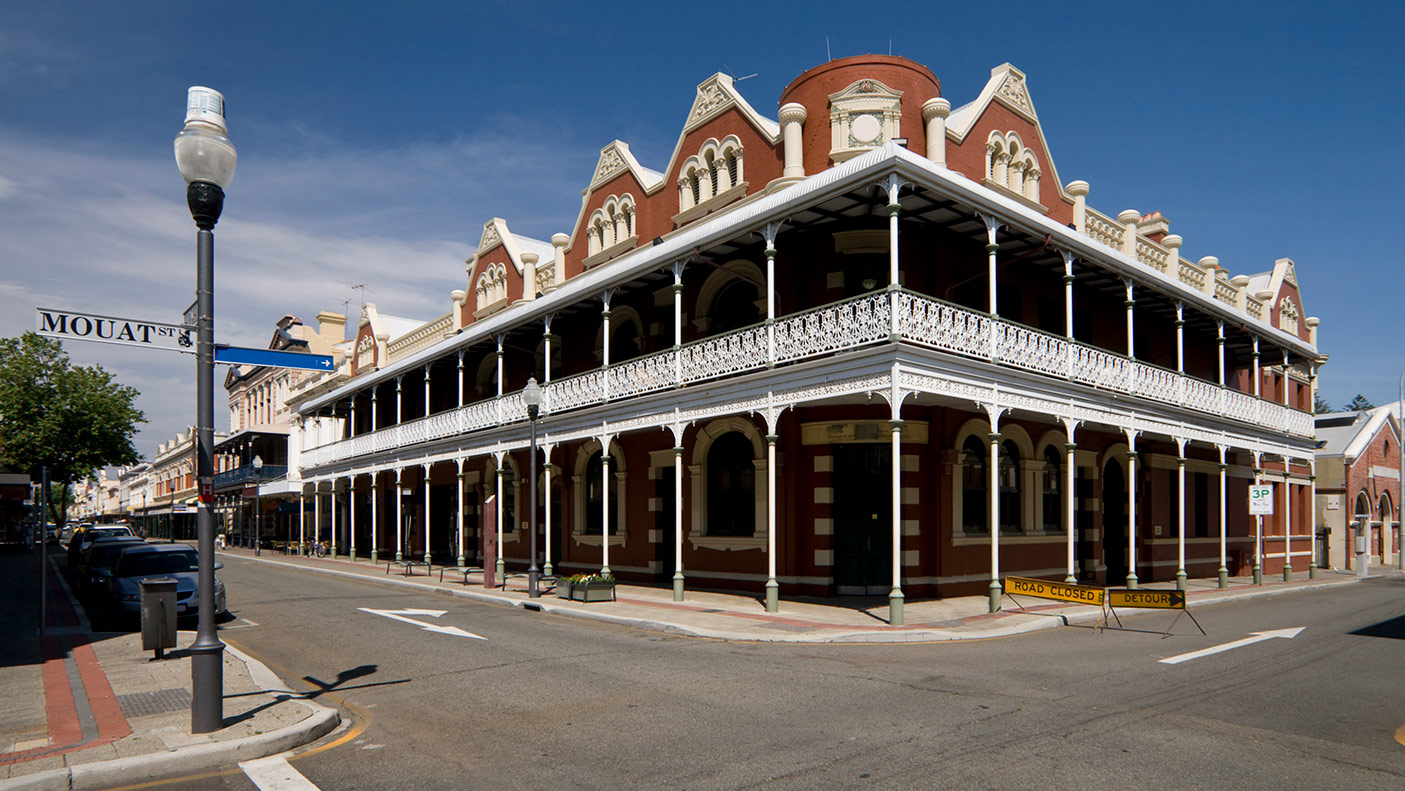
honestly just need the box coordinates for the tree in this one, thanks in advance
[1313,394,1333,414]
[0,332,145,526]
[1343,394,1375,412]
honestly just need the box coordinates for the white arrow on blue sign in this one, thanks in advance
[215,345,336,372]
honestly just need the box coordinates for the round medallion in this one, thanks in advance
[851,114,882,144]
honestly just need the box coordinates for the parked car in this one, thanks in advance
[68,524,134,567]
[76,535,147,599]
[105,543,226,622]
[60,522,89,547]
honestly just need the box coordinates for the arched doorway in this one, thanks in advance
[1101,459,1127,585]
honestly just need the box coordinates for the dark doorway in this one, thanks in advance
[1075,465,1098,581]
[833,443,892,595]
[1102,460,1127,585]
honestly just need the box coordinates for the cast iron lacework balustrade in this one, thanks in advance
[302,290,1312,469]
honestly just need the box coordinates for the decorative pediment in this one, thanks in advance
[1282,258,1297,286]
[992,64,1036,121]
[592,143,629,186]
[478,219,504,254]
[686,75,737,130]
[828,79,904,163]
[828,77,904,104]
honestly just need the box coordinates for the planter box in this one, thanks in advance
[558,580,615,603]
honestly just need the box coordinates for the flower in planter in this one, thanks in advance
[567,572,615,585]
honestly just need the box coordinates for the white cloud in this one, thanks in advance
[0,120,590,456]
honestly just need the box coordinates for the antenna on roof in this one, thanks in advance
[345,282,371,319]
[826,36,832,61]
[723,65,758,83]
[889,39,892,56]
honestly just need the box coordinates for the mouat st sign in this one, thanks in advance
[36,307,194,353]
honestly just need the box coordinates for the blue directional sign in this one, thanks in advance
[214,344,336,372]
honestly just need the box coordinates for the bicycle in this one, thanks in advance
[314,540,330,558]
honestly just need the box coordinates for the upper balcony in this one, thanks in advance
[300,288,1313,471]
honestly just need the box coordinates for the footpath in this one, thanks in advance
[0,546,338,791]
[1,541,1389,790]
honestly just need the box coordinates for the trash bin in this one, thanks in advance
[140,577,178,659]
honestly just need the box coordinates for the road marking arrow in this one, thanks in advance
[357,607,486,640]
[1158,627,1304,665]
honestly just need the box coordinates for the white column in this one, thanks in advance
[1125,432,1139,588]
[1252,451,1263,583]
[1309,460,1318,576]
[349,478,357,561]
[543,446,555,577]
[394,468,405,562]
[988,418,1002,611]
[396,376,403,424]
[349,396,357,439]
[521,252,538,302]
[423,464,431,563]
[885,177,902,340]
[370,477,379,564]
[1252,338,1261,397]
[672,263,684,386]
[764,224,779,365]
[314,486,322,554]
[673,442,684,601]
[423,365,430,417]
[330,484,338,556]
[495,458,505,580]
[455,460,466,568]
[779,103,807,180]
[298,492,306,555]
[1283,458,1293,579]
[543,317,554,383]
[601,294,612,402]
[921,97,950,166]
[456,351,464,408]
[1217,446,1228,586]
[551,233,569,290]
[1062,419,1080,583]
[1176,439,1188,590]
[983,217,1002,361]
[889,418,904,625]
[765,432,779,612]
[372,390,379,432]
[600,446,612,576]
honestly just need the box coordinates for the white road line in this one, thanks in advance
[1159,627,1305,665]
[357,607,487,639]
[239,754,322,791]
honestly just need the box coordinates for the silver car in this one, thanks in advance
[106,544,226,621]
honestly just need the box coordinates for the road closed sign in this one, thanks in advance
[1248,485,1274,516]
[1005,576,1105,606]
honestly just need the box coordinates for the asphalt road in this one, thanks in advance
[130,556,1405,790]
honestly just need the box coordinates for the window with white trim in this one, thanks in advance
[678,136,744,210]
[985,131,1040,203]
[586,194,637,256]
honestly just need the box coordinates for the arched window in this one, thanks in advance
[690,171,701,206]
[1042,446,1062,532]
[709,277,760,334]
[585,450,619,535]
[999,440,1021,533]
[609,317,641,363]
[961,436,988,533]
[706,432,755,536]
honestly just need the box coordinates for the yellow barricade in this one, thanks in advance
[1106,588,1186,610]
[1004,576,1105,606]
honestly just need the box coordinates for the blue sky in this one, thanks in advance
[1,1,1402,457]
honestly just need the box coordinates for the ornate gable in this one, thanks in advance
[478,219,504,255]
[991,64,1037,122]
[592,142,630,187]
[686,75,736,130]
[828,78,904,163]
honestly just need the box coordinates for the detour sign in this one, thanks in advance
[1106,589,1185,609]
[1005,576,1104,606]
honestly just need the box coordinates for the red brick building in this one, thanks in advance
[289,56,1324,619]
[1314,407,1401,570]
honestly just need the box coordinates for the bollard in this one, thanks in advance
[140,577,178,660]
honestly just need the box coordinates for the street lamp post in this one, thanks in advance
[175,86,237,734]
[523,378,543,598]
[1399,373,1404,570]
[253,455,263,556]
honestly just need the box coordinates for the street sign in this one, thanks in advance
[1005,575,1105,606]
[1107,588,1186,609]
[183,300,199,328]
[1249,485,1274,515]
[214,345,336,372]
[36,307,194,354]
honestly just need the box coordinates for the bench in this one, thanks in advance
[385,559,432,577]
[438,565,485,584]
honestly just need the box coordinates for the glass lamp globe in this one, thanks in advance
[174,86,237,188]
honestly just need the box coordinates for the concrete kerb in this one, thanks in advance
[235,555,1378,644]
[0,638,340,791]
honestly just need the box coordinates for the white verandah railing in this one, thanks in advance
[301,290,1312,468]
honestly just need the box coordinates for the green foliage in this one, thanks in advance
[1343,394,1375,412]
[0,333,145,522]
[1313,394,1333,414]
